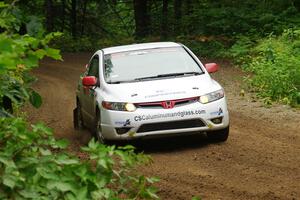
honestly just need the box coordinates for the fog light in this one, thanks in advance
[211,117,223,124]
[115,127,131,135]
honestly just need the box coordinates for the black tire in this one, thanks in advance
[94,110,106,143]
[73,100,84,130]
[207,126,229,142]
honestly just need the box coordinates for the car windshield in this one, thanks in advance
[103,46,204,84]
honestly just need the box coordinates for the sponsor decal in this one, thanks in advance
[145,91,186,98]
[210,108,223,116]
[134,109,206,121]
[115,119,131,127]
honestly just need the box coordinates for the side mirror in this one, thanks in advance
[205,63,219,73]
[82,76,97,87]
[85,64,88,70]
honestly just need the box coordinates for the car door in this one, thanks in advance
[81,55,99,125]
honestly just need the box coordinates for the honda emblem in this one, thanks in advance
[162,100,175,109]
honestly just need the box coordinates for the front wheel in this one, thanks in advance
[207,126,229,142]
[94,110,106,143]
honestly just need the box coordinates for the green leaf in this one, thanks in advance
[26,16,43,37]
[146,177,160,184]
[39,148,52,156]
[19,189,40,198]
[0,156,16,168]
[191,197,201,200]
[5,93,21,104]
[0,38,13,52]
[34,49,47,59]
[55,154,79,165]
[74,165,88,179]
[0,108,12,117]
[91,189,111,199]
[37,167,60,180]
[75,187,88,200]
[118,145,135,151]
[65,193,77,200]
[45,48,62,60]
[46,180,76,192]
[3,174,16,188]
[97,158,109,169]
[32,122,52,135]
[0,2,8,8]
[29,90,42,108]
[145,187,159,199]
[23,54,39,68]
[55,139,69,149]
[43,32,62,44]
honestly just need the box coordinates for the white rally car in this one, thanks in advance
[73,42,229,143]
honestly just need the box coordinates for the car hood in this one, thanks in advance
[101,75,221,103]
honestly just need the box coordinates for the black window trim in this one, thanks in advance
[87,55,99,77]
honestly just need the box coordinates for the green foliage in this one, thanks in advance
[0,33,61,72]
[229,35,256,64]
[0,3,61,112]
[53,35,94,52]
[0,118,159,199]
[51,34,135,52]
[52,33,229,58]
[30,0,300,55]
[29,90,42,108]
[177,37,229,58]
[232,30,300,106]
[1,4,159,200]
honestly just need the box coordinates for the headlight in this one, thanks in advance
[199,89,224,104]
[102,101,136,112]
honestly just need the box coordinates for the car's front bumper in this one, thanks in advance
[100,98,229,140]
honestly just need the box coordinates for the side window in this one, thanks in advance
[87,55,99,77]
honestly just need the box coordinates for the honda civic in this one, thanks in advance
[73,42,229,143]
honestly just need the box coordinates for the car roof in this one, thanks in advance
[100,42,182,54]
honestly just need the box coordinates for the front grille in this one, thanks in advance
[137,119,206,133]
[136,97,198,109]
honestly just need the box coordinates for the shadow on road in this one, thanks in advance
[117,133,212,154]
[74,128,218,154]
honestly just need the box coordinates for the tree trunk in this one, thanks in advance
[161,0,168,39]
[71,0,77,38]
[111,0,117,6]
[45,0,54,32]
[174,0,182,34]
[185,0,193,34]
[81,0,88,36]
[133,0,149,38]
[293,0,300,11]
[61,0,66,32]
[187,0,193,13]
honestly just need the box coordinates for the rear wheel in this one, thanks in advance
[73,100,84,130]
[94,110,106,143]
[207,126,229,142]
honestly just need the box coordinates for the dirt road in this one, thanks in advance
[27,53,300,200]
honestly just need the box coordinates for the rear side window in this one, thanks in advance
[88,55,99,77]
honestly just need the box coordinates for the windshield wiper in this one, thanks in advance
[135,71,203,81]
[107,80,136,84]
